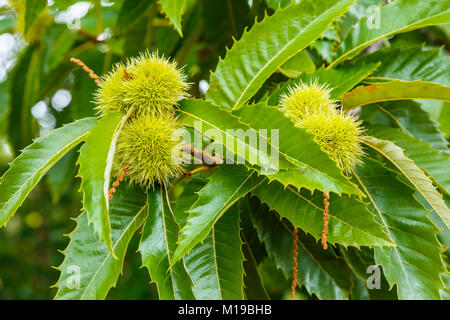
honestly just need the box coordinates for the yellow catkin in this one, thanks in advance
[321,193,330,250]
[108,167,128,200]
[291,227,299,299]
[70,58,101,85]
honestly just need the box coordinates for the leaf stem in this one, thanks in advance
[184,166,212,178]
[182,145,223,166]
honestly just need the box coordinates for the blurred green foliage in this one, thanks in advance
[0,0,448,299]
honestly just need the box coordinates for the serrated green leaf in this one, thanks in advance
[54,183,148,300]
[184,205,245,300]
[206,0,354,110]
[439,228,450,300]
[367,125,450,195]
[235,103,363,196]
[0,118,96,228]
[239,197,267,265]
[78,112,129,254]
[265,0,292,10]
[247,197,353,300]
[268,63,379,105]
[179,98,282,173]
[362,136,450,229]
[174,175,246,300]
[139,184,195,300]
[159,0,186,36]
[357,46,450,87]
[334,0,380,41]
[252,178,392,247]
[330,0,450,67]
[342,80,450,110]
[171,165,263,266]
[182,99,359,196]
[441,272,450,300]
[354,159,446,299]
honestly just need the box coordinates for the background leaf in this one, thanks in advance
[206,0,354,110]
[362,101,448,152]
[8,46,43,151]
[241,238,270,300]
[340,246,398,300]
[24,0,47,35]
[357,46,450,87]
[46,149,79,203]
[115,0,155,34]
[330,0,450,67]
[278,51,316,78]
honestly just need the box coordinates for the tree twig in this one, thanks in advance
[182,145,223,166]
